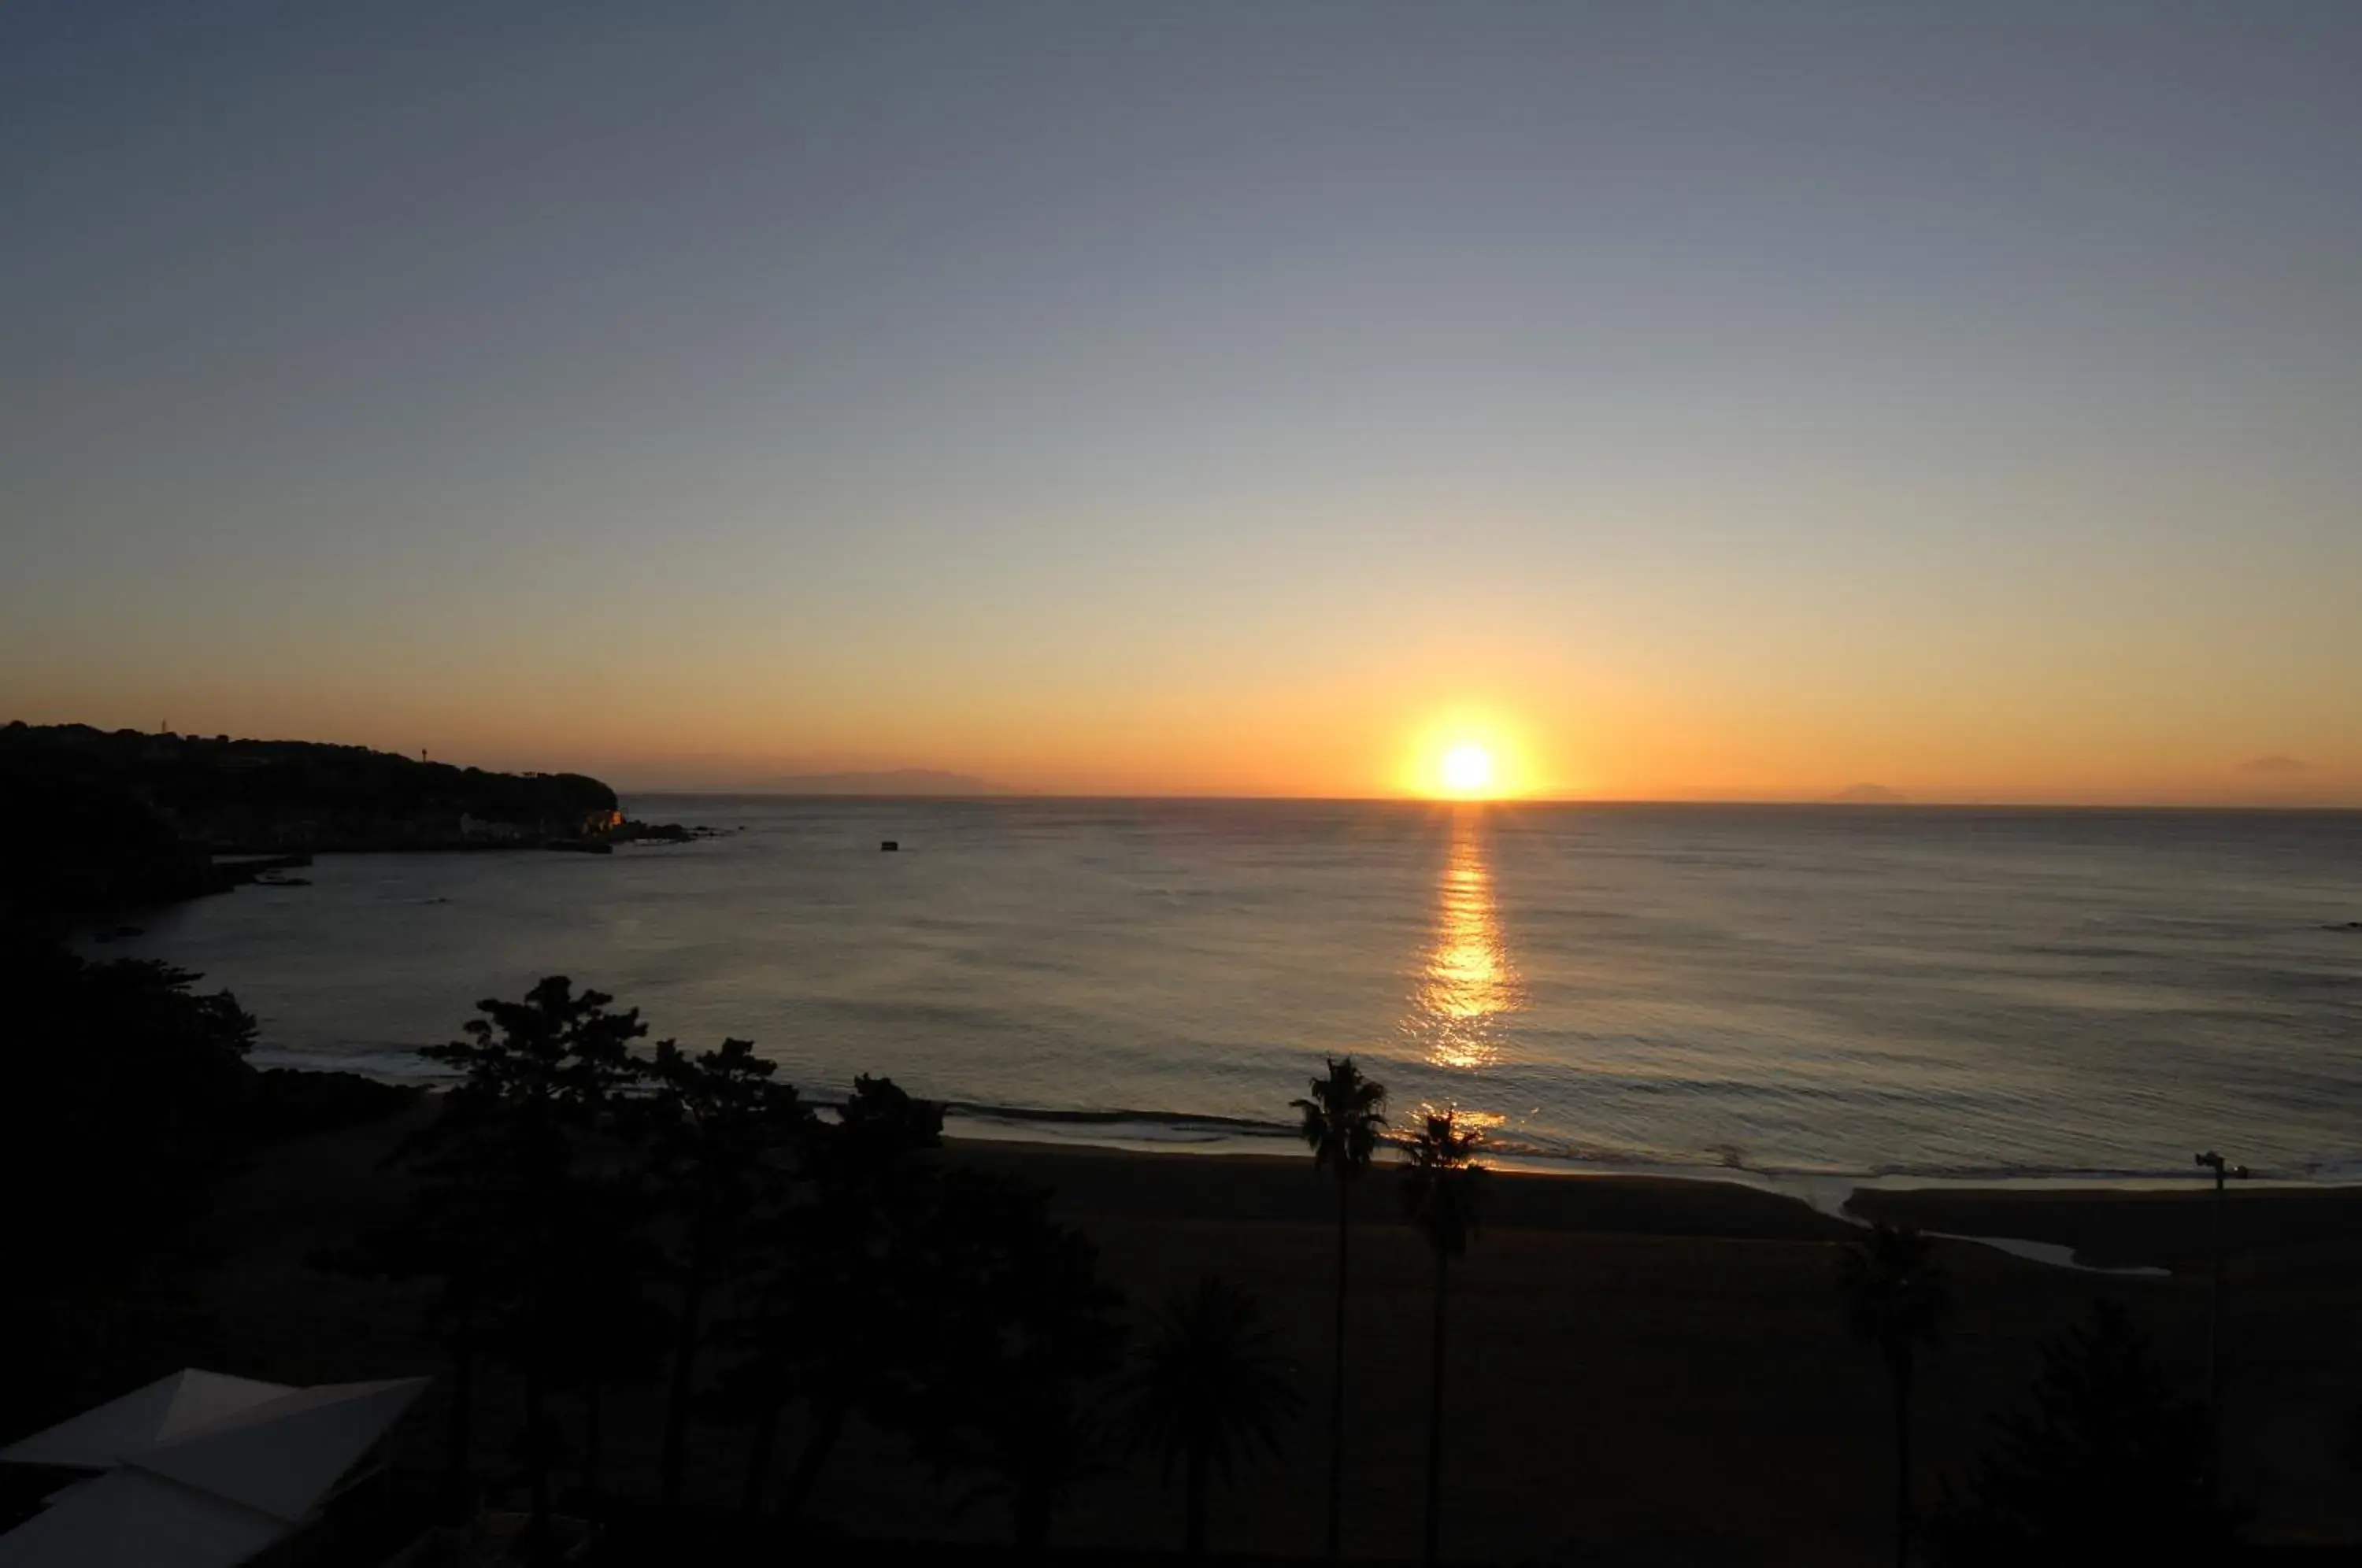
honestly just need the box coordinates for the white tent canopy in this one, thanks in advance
[0,1370,428,1568]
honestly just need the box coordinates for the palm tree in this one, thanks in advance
[1123,1277,1304,1561]
[1401,1108,1487,1568]
[1839,1223,1951,1568]
[1292,1056,1387,1564]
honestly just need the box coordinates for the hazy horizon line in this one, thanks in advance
[620,787,2362,812]
[14,719,2351,811]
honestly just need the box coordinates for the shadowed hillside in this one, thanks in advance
[0,723,620,918]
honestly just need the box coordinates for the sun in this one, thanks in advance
[1441,742,1494,796]
[1398,713,1531,798]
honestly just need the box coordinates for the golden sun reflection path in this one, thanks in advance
[1405,812,1525,1073]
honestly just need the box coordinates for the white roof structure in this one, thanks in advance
[0,1370,428,1568]
[0,1371,294,1470]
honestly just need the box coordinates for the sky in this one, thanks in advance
[3,2,2357,802]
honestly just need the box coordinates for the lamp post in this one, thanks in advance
[2194,1148,2249,1488]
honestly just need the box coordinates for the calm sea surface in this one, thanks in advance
[101,799,2362,1181]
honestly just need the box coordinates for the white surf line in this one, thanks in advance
[1922,1229,2168,1278]
[944,1126,2185,1274]
[1760,1173,2174,1277]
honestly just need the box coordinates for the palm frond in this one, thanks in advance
[1838,1222,1952,1369]
[1120,1277,1303,1487]
[1400,1108,1488,1259]
[1292,1055,1389,1180]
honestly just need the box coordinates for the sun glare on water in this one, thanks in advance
[1441,743,1494,797]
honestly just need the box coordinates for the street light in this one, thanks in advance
[2194,1149,2249,1488]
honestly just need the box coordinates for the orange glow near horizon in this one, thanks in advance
[9,677,2356,807]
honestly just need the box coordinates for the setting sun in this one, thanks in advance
[1399,715,1534,799]
[1441,743,1495,796]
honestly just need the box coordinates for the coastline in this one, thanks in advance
[942,1129,2362,1277]
[251,1063,2362,1199]
[935,1108,2362,1205]
[238,1058,2362,1207]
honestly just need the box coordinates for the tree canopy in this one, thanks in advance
[1931,1297,2242,1566]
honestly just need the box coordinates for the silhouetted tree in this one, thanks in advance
[536,1174,668,1505]
[1122,1277,1302,1562]
[634,1036,809,1512]
[1401,1108,1486,1568]
[335,1134,513,1525]
[766,1076,942,1522]
[0,934,257,1433]
[1929,1297,2242,1566]
[900,1169,1127,1561]
[712,1075,944,1520]
[1291,1055,1387,1564]
[1840,1223,1952,1568]
[409,978,647,1562]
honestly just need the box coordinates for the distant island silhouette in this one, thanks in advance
[1828,784,1909,805]
[746,768,1016,797]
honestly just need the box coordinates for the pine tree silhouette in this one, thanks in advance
[632,1036,809,1511]
[1930,1297,2243,1566]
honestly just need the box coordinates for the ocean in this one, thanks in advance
[99,798,2362,1182]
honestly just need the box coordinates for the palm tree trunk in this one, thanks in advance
[1184,1439,1209,1562]
[1424,1247,1448,1568]
[1327,1175,1348,1565]
[1892,1355,1912,1568]
[739,1395,783,1518]
[779,1392,850,1525]
[660,1265,706,1511]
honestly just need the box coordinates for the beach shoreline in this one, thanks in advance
[96,1098,2349,1562]
[234,1062,2362,1196]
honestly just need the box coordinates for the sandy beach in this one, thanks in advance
[154,1108,2362,1565]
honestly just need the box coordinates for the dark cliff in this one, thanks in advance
[1,723,620,919]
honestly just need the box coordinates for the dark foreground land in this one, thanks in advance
[149,1107,2362,1566]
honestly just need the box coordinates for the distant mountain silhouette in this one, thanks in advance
[747,769,1015,797]
[1829,784,1908,805]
